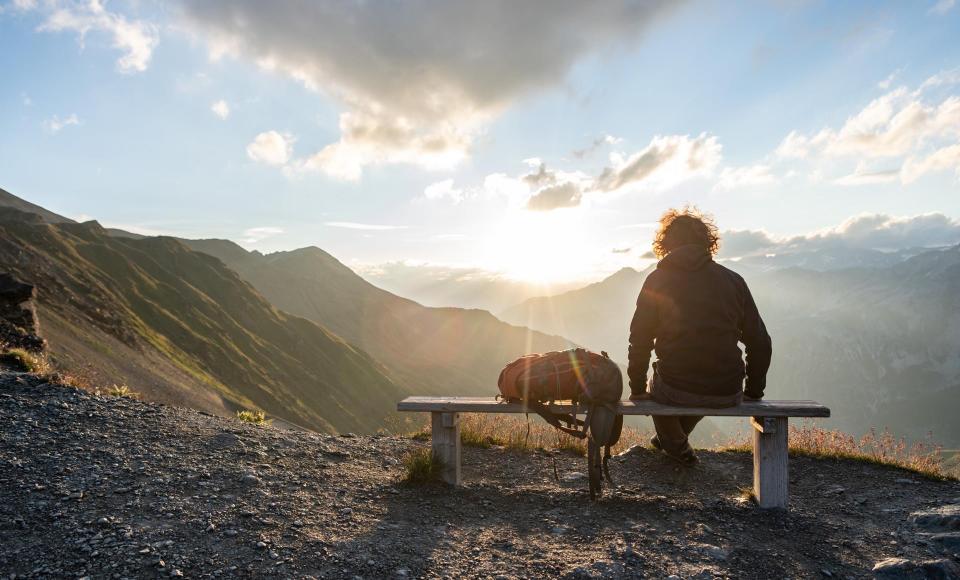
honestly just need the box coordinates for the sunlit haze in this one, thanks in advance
[3,1,960,285]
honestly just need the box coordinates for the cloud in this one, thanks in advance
[833,161,900,186]
[719,213,960,258]
[901,144,960,183]
[179,0,677,179]
[32,0,158,73]
[929,0,956,14]
[21,92,32,106]
[42,113,80,133]
[423,134,722,212]
[719,229,778,257]
[526,181,583,211]
[246,131,293,166]
[775,70,960,184]
[240,226,283,244]
[211,99,230,120]
[716,164,776,190]
[572,134,622,159]
[324,221,408,231]
[595,134,721,192]
[422,179,465,203]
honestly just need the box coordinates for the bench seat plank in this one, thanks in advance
[397,396,830,418]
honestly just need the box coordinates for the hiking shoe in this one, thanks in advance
[664,446,699,467]
[649,434,663,451]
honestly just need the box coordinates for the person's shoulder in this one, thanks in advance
[711,261,748,285]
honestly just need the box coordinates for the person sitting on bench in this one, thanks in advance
[628,207,773,466]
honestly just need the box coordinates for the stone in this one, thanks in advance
[930,532,960,552]
[909,504,960,532]
[872,558,914,576]
[210,433,242,449]
[703,545,729,561]
[872,557,960,579]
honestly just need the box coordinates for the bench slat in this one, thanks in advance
[397,396,830,417]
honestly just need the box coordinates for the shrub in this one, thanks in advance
[236,409,269,425]
[401,447,443,484]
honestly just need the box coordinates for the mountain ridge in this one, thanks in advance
[182,237,575,398]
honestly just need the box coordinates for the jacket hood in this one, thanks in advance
[658,244,712,271]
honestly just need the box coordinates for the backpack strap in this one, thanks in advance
[526,400,587,439]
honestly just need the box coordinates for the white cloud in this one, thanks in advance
[595,133,721,192]
[423,179,465,203]
[246,131,293,166]
[240,226,283,244]
[720,213,960,258]
[526,181,583,211]
[324,221,408,231]
[42,113,80,133]
[210,99,230,120]
[901,144,960,183]
[179,0,678,179]
[32,0,158,73]
[423,134,722,212]
[716,164,776,190]
[775,71,960,184]
[929,0,956,14]
[833,161,900,186]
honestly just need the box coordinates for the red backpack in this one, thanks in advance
[497,348,624,499]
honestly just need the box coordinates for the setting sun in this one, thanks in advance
[481,209,598,285]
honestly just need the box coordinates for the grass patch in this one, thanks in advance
[719,423,956,481]
[236,409,270,426]
[408,413,653,457]
[0,348,51,374]
[401,447,443,484]
[106,383,138,398]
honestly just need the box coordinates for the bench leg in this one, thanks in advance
[752,416,788,509]
[431,411,461,486]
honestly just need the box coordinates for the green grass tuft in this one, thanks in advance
[401,447,443,484]
[236,409,270,426]
[106,384,138,398]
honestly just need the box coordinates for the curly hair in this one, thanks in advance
[652,206,720,259]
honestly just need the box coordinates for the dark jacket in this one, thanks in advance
[627,244,772,404]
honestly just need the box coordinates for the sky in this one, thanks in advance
[2,0,960,284]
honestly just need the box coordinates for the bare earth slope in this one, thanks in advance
[2,374,958,579]
[0,211,402,433]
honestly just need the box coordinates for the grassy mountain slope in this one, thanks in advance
[183,240,574,396]
[0,208,402,433]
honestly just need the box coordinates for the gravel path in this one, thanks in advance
[1,373,958,579]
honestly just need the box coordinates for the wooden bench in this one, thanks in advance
[397,396,830,509]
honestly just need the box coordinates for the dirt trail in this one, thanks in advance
[1,373,958,579]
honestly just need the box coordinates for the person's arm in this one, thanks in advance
[627,277,658,397]
[740,282,772,399]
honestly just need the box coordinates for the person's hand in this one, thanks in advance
[629,392,651,401]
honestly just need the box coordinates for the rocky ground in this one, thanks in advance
[1,372,959,579]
